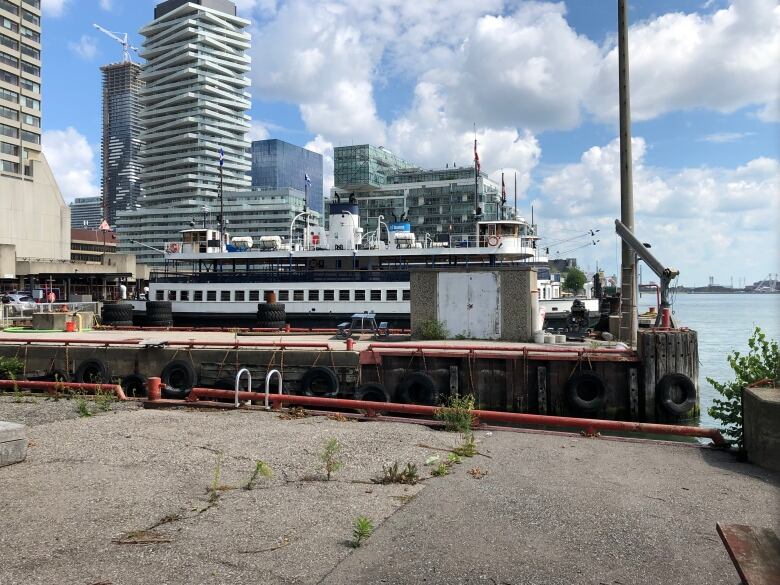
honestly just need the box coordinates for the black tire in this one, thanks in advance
[565,370,605,413]
[161,360,197,393]
[146,300,172,312]
[256,321,285,329]
[300,366,339,397]
[656,373,696,416]
[146,301,173,322]
[355,383,390,403]
[121,374,148,398]
[102,303,133,324]
[398,372,438,405]
[256,309,286,323]
[257,302,285,313]
[107,320,133,327]
[75,358,111,384]
[146,319,173,327]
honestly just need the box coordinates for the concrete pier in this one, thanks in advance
[0,420,27,467]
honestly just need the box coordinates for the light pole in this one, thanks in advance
[218,148,225,250]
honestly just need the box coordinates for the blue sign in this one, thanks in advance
[388,222,411,232]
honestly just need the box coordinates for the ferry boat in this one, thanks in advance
[131,196,599,327]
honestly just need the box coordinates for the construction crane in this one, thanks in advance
[93,24,138,63]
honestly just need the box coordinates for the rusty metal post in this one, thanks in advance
[147,377,161,401]
[618,0,638,346]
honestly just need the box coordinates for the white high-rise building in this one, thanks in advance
[138,0,251,205]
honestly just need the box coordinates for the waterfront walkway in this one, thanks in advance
[0,399,776,585]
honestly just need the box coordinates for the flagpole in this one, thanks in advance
[514,172,517,218]
[219,159,224,250]
[473,123,480,219]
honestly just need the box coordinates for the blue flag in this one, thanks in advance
[219,148,224,167]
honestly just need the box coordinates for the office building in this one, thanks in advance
[0,0,70,262]
[251,139,324,213]
[139,0,251,206]
[101,61,143,225]
[69,196,103,229]
[70,228,117,264]
[333,145,515,239]
[117,188,319,266]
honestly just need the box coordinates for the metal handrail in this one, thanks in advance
[234,367,251,408]
[264,369,282,410]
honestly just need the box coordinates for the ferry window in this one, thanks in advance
[278,290,289,301]
[156,290,164,301]
[221,291,231,302]
[308,290,319,301]
[339,290,350,301]
[235,290,245,302]
[336,259,342,269]
[402,290,410,301]
[180,291,189,301]
[324,290,334,301]
[354,290,365,301]
[293,290,304,301]
[249,290,259,302]
[371,290,382,301]
[386,290,398,301]
[194,291,203,302]
[207,291,216,302]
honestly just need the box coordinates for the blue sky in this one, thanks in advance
[39,0,779,285]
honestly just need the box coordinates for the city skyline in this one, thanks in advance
[33,0,780,284]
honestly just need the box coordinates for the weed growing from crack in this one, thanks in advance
[75,397,92,417]
[94,385,115,412]
[209,453,224,503]
[321,438,342,481]
[452,433,477,458]
[435,393,476,433]
[351,515,374,548]
[447,452,462,465]
[244,460,273,490]
[376,462,419,485]
[431,462,450,477]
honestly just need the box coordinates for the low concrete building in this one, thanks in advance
[410,266,538,341]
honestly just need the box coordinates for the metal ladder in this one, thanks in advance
[234,368,283,410]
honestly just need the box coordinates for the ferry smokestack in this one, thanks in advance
[618,0,638,345]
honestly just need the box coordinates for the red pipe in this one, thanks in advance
[366,342,633,355]
[0,379,127,401]
[0,337,331,350]
[184,388,727,445]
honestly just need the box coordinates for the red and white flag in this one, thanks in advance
[99,220,110,231]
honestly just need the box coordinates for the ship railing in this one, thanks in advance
[148,270,411,284]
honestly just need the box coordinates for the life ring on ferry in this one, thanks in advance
[487,235,500,247]
[564,370,605,413]
[308,258,318,270]
[167,242,180,253]
[656,373,696,416]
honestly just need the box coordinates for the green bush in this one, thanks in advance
[707,327,779,449]
[0,356,23,379]
[435,393,476,433]
[415,319,449,340]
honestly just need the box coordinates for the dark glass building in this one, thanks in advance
[251,139,324,213]
[101,61,143,225]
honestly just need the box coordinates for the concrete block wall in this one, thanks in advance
[0,421,27,468]
[744,386,780,472]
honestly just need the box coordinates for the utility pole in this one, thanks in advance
[219,148,224,250]
[618,0,638,345]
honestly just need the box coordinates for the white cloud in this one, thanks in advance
[68,35,98,60]
[41,0,67,17]
[588,0,780,122]
[304,134,334,194]
[42,127,101,203]
[248,121,270,141]
[535,137,780,282]
[700,131,755,143]
[99,0,112,10]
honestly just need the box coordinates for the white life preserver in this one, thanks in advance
[167,242,180,254]
[487,235,500,247]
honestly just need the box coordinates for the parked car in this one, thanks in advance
[1,293,37,316]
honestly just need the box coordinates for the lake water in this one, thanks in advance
[638,292,780,427]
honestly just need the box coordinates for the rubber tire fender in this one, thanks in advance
[564,370,606,414]
[398,372,439,406]
[45,368,70,383]
[256,321,285,330]
[75,358,111,384]
[656,373,696,416]
[120,374,148,398]
[161,359,197,393]
[300,366,339,397]
[257,302,286,313]
[355,383,391,404]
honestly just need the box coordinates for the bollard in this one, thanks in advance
[345,337,355,351]
[147,377,162,401]
[284,323,291,332]
[661,307,671,329]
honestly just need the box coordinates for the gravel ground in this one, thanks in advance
[1,400,778,585]
[0,394,141,427]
